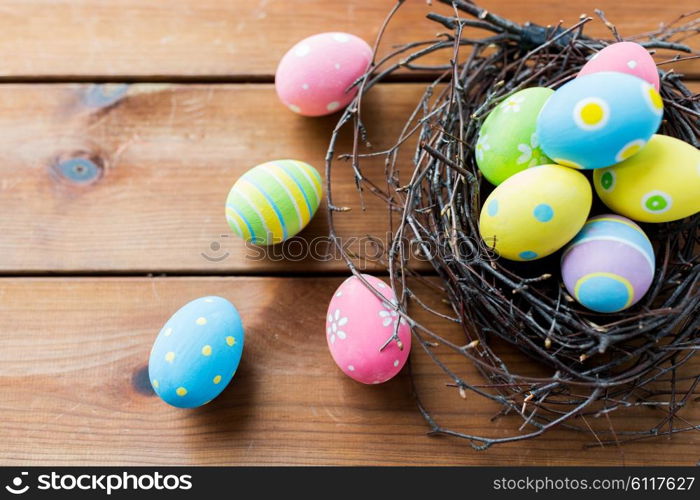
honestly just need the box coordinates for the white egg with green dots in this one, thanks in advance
[225,159,323,246]
[149,296,244,408]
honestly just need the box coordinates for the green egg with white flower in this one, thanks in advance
[475,87,554,185]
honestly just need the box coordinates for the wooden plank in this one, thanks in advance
[0,0,696,79]
[0,83,428,273]
[0,277,697,465]
[1,80,698,273]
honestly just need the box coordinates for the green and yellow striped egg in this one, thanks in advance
[225,159,322,245]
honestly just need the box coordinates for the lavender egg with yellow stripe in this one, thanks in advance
[537,72,663,170]
[149,296,244,408]
[561,215,655,313]
[225,159,322,245]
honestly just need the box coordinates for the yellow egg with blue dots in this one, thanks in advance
[479,164,592,261]
[225,159,323,246]
[594,134,700,223]
[149,296,244,408]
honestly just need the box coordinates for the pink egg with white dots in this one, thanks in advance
[275,32,373,117]
[326,274,411,384]
[578,41,660,90]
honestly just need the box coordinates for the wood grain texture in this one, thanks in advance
[0,0,696,79]
[0,277,697,466]
[0,0,698,468]
[0,83,426,273]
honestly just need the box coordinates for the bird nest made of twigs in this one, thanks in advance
[325,0,699,449]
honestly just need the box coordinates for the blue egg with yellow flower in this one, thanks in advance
[149,296,244,408]
[536,72,663,170]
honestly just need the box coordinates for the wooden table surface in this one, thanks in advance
[0,0,698,466]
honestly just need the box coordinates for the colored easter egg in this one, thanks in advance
[326,275,411,384]
[476,87,554,185]
[275,32,373,116]
[225,159,323,245]
[561,215,655,313]
[537,72,663,169]
[578,41,660,90]
[594,135,700,223]
[149,296,244,408]
[479,164,592,261]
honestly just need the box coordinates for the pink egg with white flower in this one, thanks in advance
[578,41,660,90]
[326,274,411,384]
[275,32,373,117]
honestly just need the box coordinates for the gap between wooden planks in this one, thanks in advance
[0,276,697,466]
[0,0,696,79]
[0,81,697,275]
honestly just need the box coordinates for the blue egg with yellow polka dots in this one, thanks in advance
[149,296,244,408]
[536,72,663,170]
